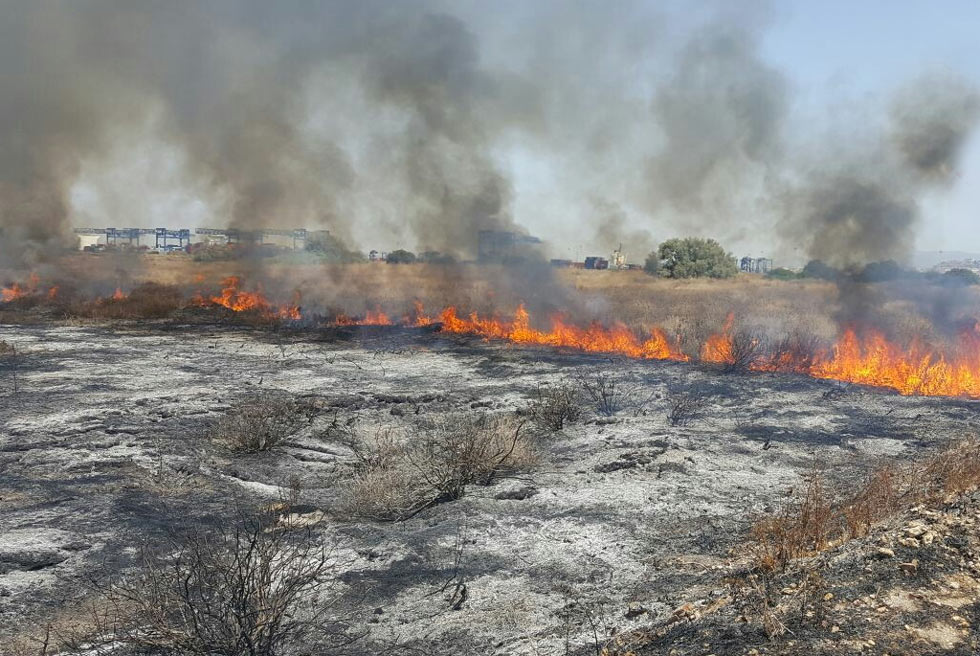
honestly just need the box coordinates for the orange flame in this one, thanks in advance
[436,304,689,361]
[807,328,980,397]
[1,273,40,302]
[700,312,735,364]
[112,287,127,300]
[202,276,301,320]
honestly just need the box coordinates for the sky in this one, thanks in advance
[55,0,980,262]
[761,0,980,255]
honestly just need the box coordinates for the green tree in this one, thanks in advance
[943,268,980,286]
[766,267,800,281]
[386,249,417,264]
[657,238,738,279]
[801,259,839,280]
[643,251,659,276]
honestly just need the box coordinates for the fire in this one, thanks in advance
[201,276,302,320]
[436,304,688,361]
[5,272,980,400]
[1,273,40,302]
[808,328,980,398]
[701,312,736,365]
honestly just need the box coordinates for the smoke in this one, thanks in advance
[777,75,979,268]
[0,1,977,274]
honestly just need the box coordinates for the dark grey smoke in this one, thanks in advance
[645,23,787,217]
[0,0,976,274]
[777,76,979,267]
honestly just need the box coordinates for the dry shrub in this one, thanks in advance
[666,390,709,427]
[576,369,652,416]
[72,282,183,319]
[90,507,357,655]
[213,396,300,453]
[921,439,980,496]
[725,328,766,373]
[343,429,429,521]
[411,414,535,502]
[767,328,822,371]
[344,414,536,520]
[528,382,582,431]
[0,339,13,355]
[750,472,836,572]
[751,440,980,572]
[841,464,907,539]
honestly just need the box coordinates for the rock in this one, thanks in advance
[921,531,937,545]
[625,603,647,619]
[876,547,896,558]
[899,559,919,575]
[494,486,539,501]
[898,537,920,548]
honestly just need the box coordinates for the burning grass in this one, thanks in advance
[5,262,980,400]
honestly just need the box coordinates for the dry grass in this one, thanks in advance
[343,413,537,520]
[68,282,183,320]
[212,397,301,453]
[750,439,980,572]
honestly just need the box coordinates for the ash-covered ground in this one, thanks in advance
[0,323,976,655]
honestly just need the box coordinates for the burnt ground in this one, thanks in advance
[0,322,978,655]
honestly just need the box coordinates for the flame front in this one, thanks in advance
[206,276,301,319]
[6,275,980,400]
[436,304,688,361]
[1,273,40,302]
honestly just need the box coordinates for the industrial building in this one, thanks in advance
[740,256,773,274]
[73,227,330,252]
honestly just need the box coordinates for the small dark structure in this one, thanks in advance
[477,230,542,262]
[584,256,609,270]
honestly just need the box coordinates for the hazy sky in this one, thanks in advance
[761,0,980,254]
[54,1,980,261]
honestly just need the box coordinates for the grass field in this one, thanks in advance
[7,253,980,349]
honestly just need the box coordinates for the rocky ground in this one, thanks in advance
[0,321,976,655]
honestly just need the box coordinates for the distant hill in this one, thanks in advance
[913,250,980,270]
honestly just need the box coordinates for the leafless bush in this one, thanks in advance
[212,396,300,453]
[666,391,709,427]
[0,339,20,393]
[91,507,358,655]
[528,383,582,431]
[725,328,765,373]
[411,414,535,502]
[344,414,536,519]
[576,369,652,416]
[767,328,822,371]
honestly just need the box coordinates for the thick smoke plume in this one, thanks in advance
[777,75,979,267]
[0,1,977,271]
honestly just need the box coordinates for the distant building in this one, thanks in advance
[740,257,773,274]
[584,256,609,270]
[477,230,542,262]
